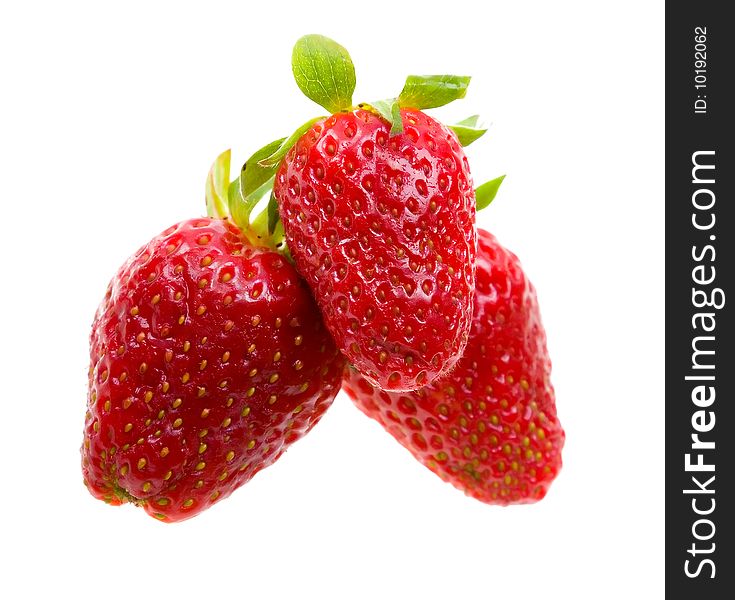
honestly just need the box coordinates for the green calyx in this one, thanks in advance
[448,115,488,147]
[359,75,475,141]
[205,148,287,250]
[398,74,471,109]
[367,99,404,135]
[475,175,506,210]
[257,117,326,169]
[205,149,231,219]
[289,34,480,143]
[207,33,505,233]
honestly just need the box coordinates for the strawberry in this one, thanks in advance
[274,108,476,392]
[343,229,564,504]
[82,152,345,522]
[263,36,493,392]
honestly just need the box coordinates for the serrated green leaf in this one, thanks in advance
[292,34,356,113]
[205,150,231,219]
[475,175,506,210]
[448,115,487,146]
[371,98,403,135]
[240,137,286,198]
[397,75,471,110]
[258,116,325,169]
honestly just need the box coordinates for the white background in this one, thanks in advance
[0,1,664,598]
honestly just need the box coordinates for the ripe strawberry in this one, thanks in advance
[82,214,345,522]
[274,108,476,392]
[343,229,564,504]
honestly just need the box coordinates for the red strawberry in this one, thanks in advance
[343,229,564,504]
[274,108,476,392]
[82,216,345,522]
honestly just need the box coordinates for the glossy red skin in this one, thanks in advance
[82,218,345,522]
[274,108,476,392]
[343,230,564,504]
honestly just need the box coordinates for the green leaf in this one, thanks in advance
[449,124,486,146]
[397,75,470,110]
[267,192,279,235]
[248,189,273,242]
[258,116,325,169]
[370,99,403,135]
[292,34,356,113]
[227,179,250,232]
[475,175,506,210]
[456,115,481,128]
[229,178,273,243]
[224,139,285,232]
[205,149,231,219]
[448,115,487,146]
[240,137,286,197]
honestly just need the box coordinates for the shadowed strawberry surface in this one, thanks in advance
[343,230,564,504]
[82,218,345,521]
[275,108,476,393]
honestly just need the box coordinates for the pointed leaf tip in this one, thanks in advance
[475,175,506,210]
[241,137,287,197]
[257,117,326,169]
[456,115,481,128]
[449,115,488,146]
[292,34,356,114]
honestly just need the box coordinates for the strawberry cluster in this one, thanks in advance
[81,35,564,522]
